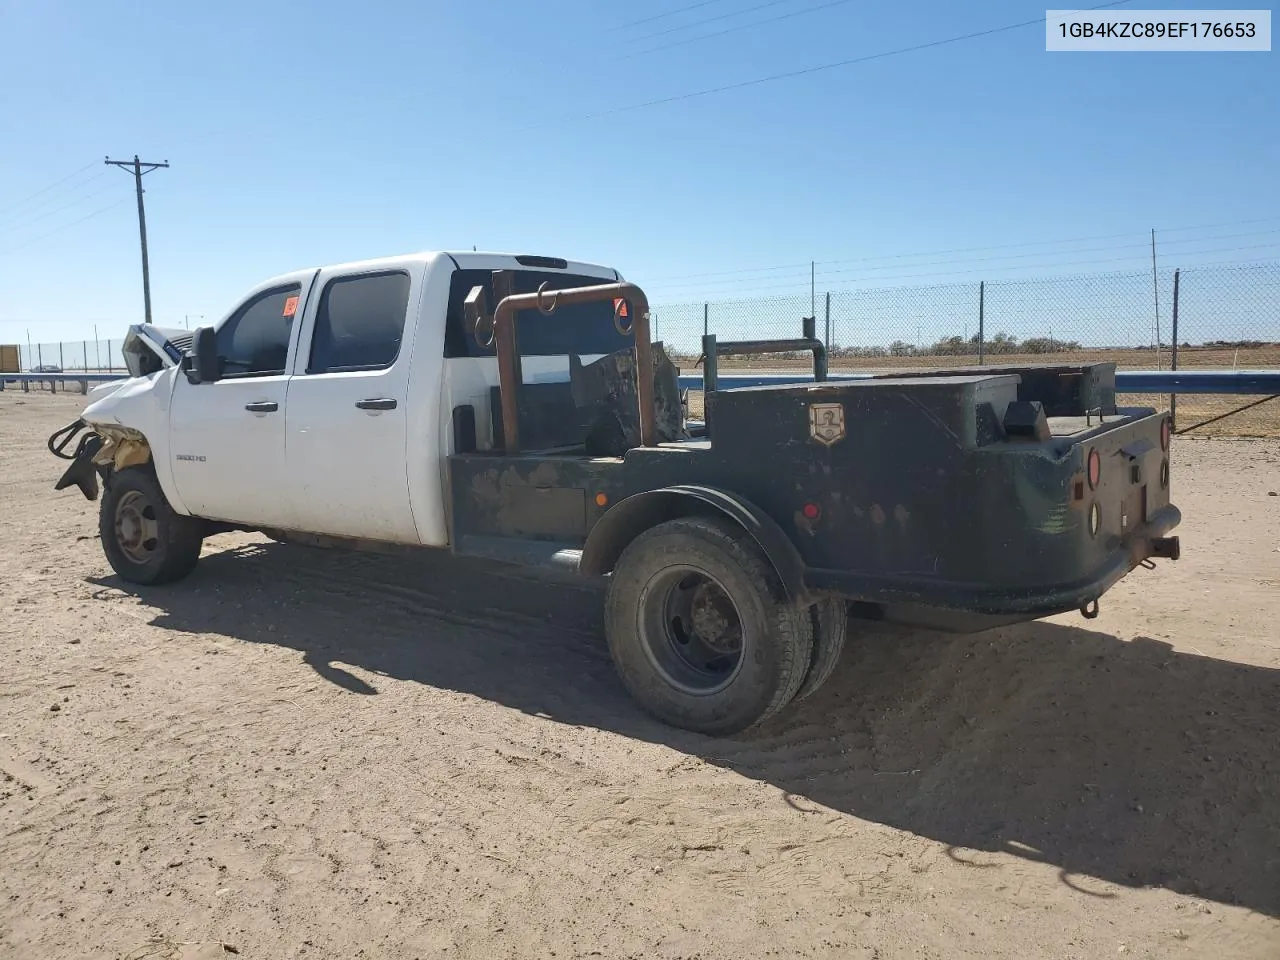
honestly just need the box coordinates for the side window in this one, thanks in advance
[307,271,411,374]
[215,284,301,377]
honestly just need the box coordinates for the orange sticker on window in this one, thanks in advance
[283,295,299,318]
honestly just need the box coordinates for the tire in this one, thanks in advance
[793,598,849,702]
[99,466,204,585]
[604,515,813,736]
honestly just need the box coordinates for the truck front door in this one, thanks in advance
[169,277,311,527]
[281,266,421,543]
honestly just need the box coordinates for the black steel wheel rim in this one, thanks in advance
[636,564,745,695]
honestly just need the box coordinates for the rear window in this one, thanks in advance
[444,268,630,359]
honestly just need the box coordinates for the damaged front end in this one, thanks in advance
[49,419,151,500]
[48,322,181,499]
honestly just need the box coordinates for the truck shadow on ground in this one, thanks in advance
[94,536,1280,918]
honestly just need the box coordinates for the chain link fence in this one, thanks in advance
[11,338,127,374]
[5,262,1278,433]
[653,261,1280,436]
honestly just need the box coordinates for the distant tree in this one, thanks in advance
[930,335,969,356]
[1022,337,1082,354]
[987,332,1019,354]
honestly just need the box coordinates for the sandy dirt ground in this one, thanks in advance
[1,392,1278,960]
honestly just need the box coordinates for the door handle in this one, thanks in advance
[244,401,278,413]
[355,398,397,411]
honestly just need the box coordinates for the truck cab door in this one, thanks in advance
[169,276,313,527]
[280,265,421,543]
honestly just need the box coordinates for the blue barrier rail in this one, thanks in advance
[1,372,125,394]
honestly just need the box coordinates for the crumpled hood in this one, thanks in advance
[81,324,191,410]
[121,324,192,375]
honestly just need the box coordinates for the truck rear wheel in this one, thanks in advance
[793,598,849,702]
[99,466,204,585]
[604,515,813,736]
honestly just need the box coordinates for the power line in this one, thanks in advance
[0,198,131,257]
[652,239,1280,297]
[182,1,1134,156]
[0,181,118,234]
[643,214,1280,284]
[784,229,1280,282]
[0,161,99,218]
[0,170,109,228]
[528,0,1136,130]
[630,0,795,43]
[624,0,857,60]
[611,0,737,32]
[655,236,1280,293]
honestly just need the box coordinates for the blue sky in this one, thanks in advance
[0,0,1276,346]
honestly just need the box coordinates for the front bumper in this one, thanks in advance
[51,420,104,500]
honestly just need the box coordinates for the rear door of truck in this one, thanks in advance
[280,259,424,542]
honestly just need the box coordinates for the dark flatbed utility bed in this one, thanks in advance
[447,359,1179,634]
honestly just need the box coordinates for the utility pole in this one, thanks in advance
[105,154,169,324]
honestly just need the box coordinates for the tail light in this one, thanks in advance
[1160,417,1171,451]
[1087,448,1101,490]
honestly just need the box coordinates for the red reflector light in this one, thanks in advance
[1087,448,1101,490]
[802,503,821,520]
[1160,417,1171,451]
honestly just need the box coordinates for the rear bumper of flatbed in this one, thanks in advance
[803,503,1182,632]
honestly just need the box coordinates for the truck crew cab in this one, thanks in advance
[49,250,1182,736]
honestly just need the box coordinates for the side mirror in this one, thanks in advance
[186,326,220,384]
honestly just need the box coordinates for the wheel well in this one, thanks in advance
[579,486,808,603]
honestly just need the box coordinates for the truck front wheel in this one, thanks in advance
[99,467,204,585]
[604,515,813,736]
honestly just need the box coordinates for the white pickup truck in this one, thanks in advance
[61,250,637,550]
[49,249,1181,735]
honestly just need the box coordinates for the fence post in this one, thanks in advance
[94,325,100,371]
[83,341,88,373]
[703,302,708,337]
[1170,268,1180,430]
[824,291,831,353]
[977,281,985,365]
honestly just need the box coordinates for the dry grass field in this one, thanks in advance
[2,392,1279,960]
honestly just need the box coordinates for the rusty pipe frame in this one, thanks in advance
[491,281,655,454]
